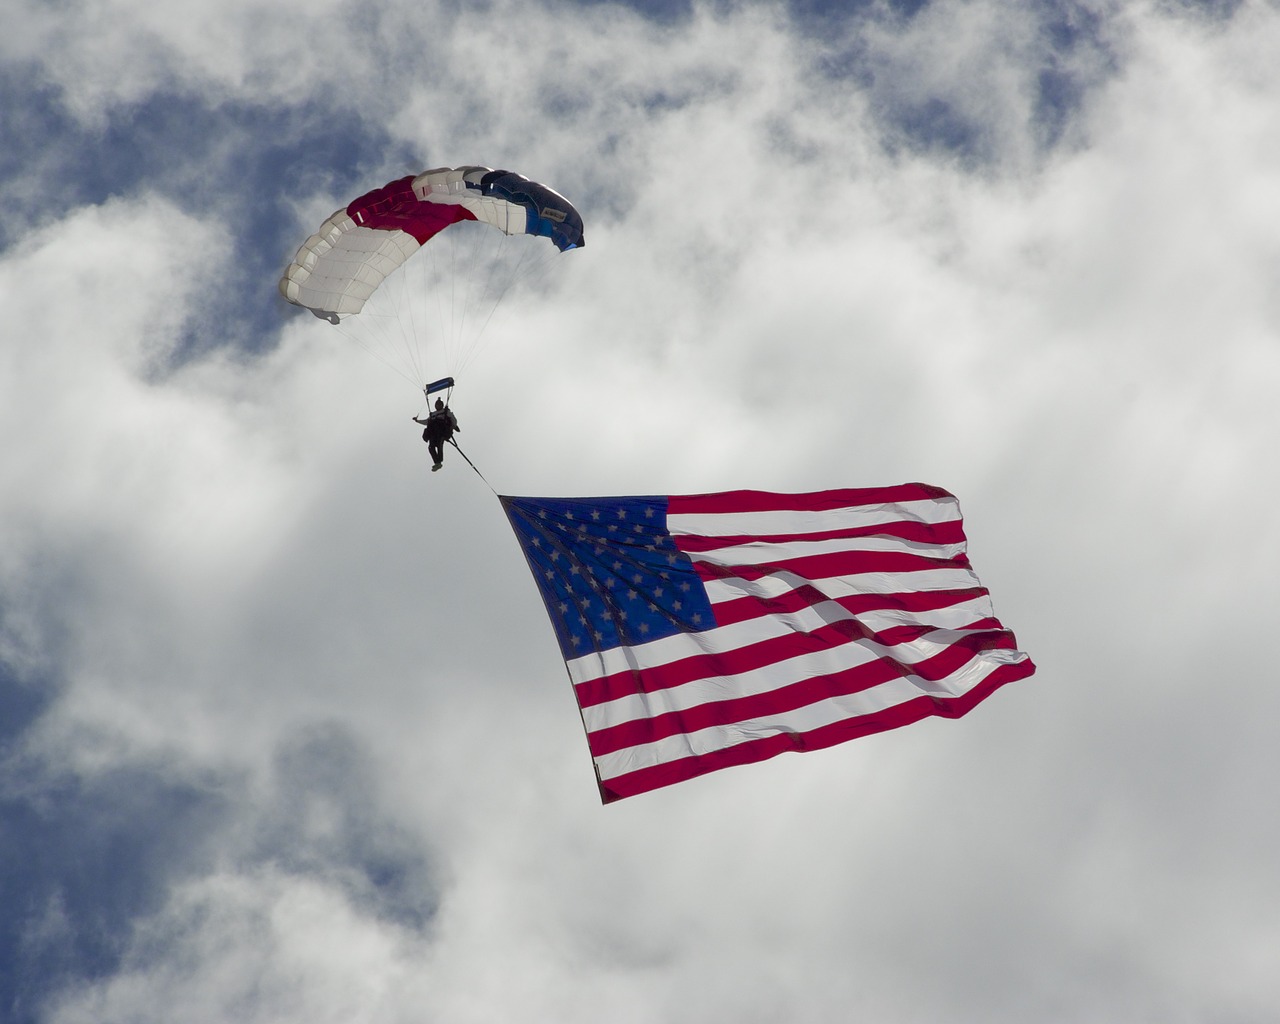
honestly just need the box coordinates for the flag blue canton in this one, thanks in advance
[502,495,715,658]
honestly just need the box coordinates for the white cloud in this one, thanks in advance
[5,1,1280,1022]
[44,869,432,1024]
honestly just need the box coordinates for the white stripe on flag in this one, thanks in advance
[667,496,960,538]
[685,535,970,563]
[565,585,997,687]
[701,566,983,606]
[592,647,1028,782]
[579,626,1011,733]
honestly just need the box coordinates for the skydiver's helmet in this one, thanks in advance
[434,398,444,411]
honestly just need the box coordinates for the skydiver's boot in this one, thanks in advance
[432,462,442,472]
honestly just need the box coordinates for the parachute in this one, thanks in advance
[279,165,584,391]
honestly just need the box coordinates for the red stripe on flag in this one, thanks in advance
[691,549,971,583]
[668,483,954,515]
[596,660,1034,803]
[585,630,1024,757]
[672,517,968,553]
[705,583,992,629]
[574,616,1011,708]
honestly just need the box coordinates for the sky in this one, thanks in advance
[2,0,1279,1020]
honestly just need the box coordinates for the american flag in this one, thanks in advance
[501,485,1034,803]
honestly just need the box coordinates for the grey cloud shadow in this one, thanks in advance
[0,713,437,1023]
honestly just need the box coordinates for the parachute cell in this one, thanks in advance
[279,166,584,322]
[278,165,584,394]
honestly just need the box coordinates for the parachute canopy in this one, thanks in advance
[279,165,585,322]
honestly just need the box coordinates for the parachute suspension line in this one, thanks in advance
[451,224,478,372]
[418,221,501,380]
[321,227,561,391]
[447,225,459,370]
[452,222,486,370]
[328,256,432,390]
[423,224,472,378]
[455,226,493,367]
[448,222,474,372]
[394,219,568,384]
[451,218,505,373]
[280,163,584,394]
[414,227,445,378]
[400,242,428,386]
[460,225,525,374]
[330,316,422,389]
[379,262,417,385]
[456,239,562,378]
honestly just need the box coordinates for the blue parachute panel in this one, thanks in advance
[480,170,585,252]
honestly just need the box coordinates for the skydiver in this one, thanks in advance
[413,398,460,472]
